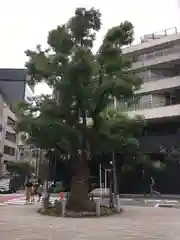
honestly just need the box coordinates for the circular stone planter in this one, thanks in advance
[38,205,124,218]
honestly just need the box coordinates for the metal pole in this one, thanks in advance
[35,149,39,177]
[43,150,49,199]
[112,152,118,196]
[99,164,102,200]
[105,169,107,195]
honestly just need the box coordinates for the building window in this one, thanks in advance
[7,116,16,127]
[135,94,152,109]
[4,145,15,156]
[5,131,16,143]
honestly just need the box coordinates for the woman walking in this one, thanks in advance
[30,180,36,202]
[25,180,33,204]
[150,176,160,196]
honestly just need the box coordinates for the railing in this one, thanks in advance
[118,98,180,111]
[136,73,179,83]
[140,27,178,43]
[133,45,180,63]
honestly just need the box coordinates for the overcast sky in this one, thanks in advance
[0,0,179,94]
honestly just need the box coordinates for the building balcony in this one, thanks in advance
[131,48,180,70]
[135,75,180,94]
[127,104,180,120]
[138,134,180,153]
[3,139,17,149]
[123,28,180,55]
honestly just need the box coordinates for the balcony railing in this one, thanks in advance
[138,73,179,83]
[118,98,180,111]
[132,45,180,64]
[140,27,178,43]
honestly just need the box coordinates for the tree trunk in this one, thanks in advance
[66,151,95,212]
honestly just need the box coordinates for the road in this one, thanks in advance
[1,204,180,239]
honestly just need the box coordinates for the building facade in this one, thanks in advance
[0,69,34,176]
[0,94,18,175]
[122,27,180,154]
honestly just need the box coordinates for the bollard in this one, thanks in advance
[41,198,45,213]
[61,199,66,217]
[112,193,116,208]
[96,198,101,217]
[116,195,121,213]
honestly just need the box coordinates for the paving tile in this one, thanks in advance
[0,205,180,239]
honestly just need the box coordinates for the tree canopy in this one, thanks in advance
[16,7,144,211]
[6,161,34,178]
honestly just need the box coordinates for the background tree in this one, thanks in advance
[6,161,34,184]
[16,7,143,212]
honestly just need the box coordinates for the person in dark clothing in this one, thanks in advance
[142,170,151,196]
[149,176,160,196]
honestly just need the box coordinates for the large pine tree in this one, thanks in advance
[17,7,143,211]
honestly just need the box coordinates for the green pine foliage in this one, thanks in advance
[16,7,144,211]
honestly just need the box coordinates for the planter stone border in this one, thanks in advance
[38,206,124,218]
[38,196,124,218]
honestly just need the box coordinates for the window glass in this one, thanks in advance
[5,131,16,143]
[7,117,15,127]
[4,145,15,156]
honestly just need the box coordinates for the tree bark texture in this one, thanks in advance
[67,151,95,212]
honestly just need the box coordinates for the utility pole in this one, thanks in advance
[112,98,118,197]
[99,164,102,201]
[112,152,118,196]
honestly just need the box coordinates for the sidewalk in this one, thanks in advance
[0,193,22,203]
[1,205,180,239]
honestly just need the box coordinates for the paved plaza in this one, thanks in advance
[0,204,180,240]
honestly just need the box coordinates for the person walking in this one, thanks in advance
[25,180,33,204]
[30,180,35,202]
[36,183,43,203]
[142,170,150,196]
[150,176,160,196]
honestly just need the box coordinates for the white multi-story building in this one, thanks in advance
[122,27,180,154]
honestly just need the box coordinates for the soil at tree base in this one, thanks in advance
[38,205,122,218]
[66,199,96,212]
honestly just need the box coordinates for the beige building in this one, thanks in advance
[0,69,35,176]
[119,27,180,153]
[0,97,36,176]
[0,93,18,175]
[121,27,180,120]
